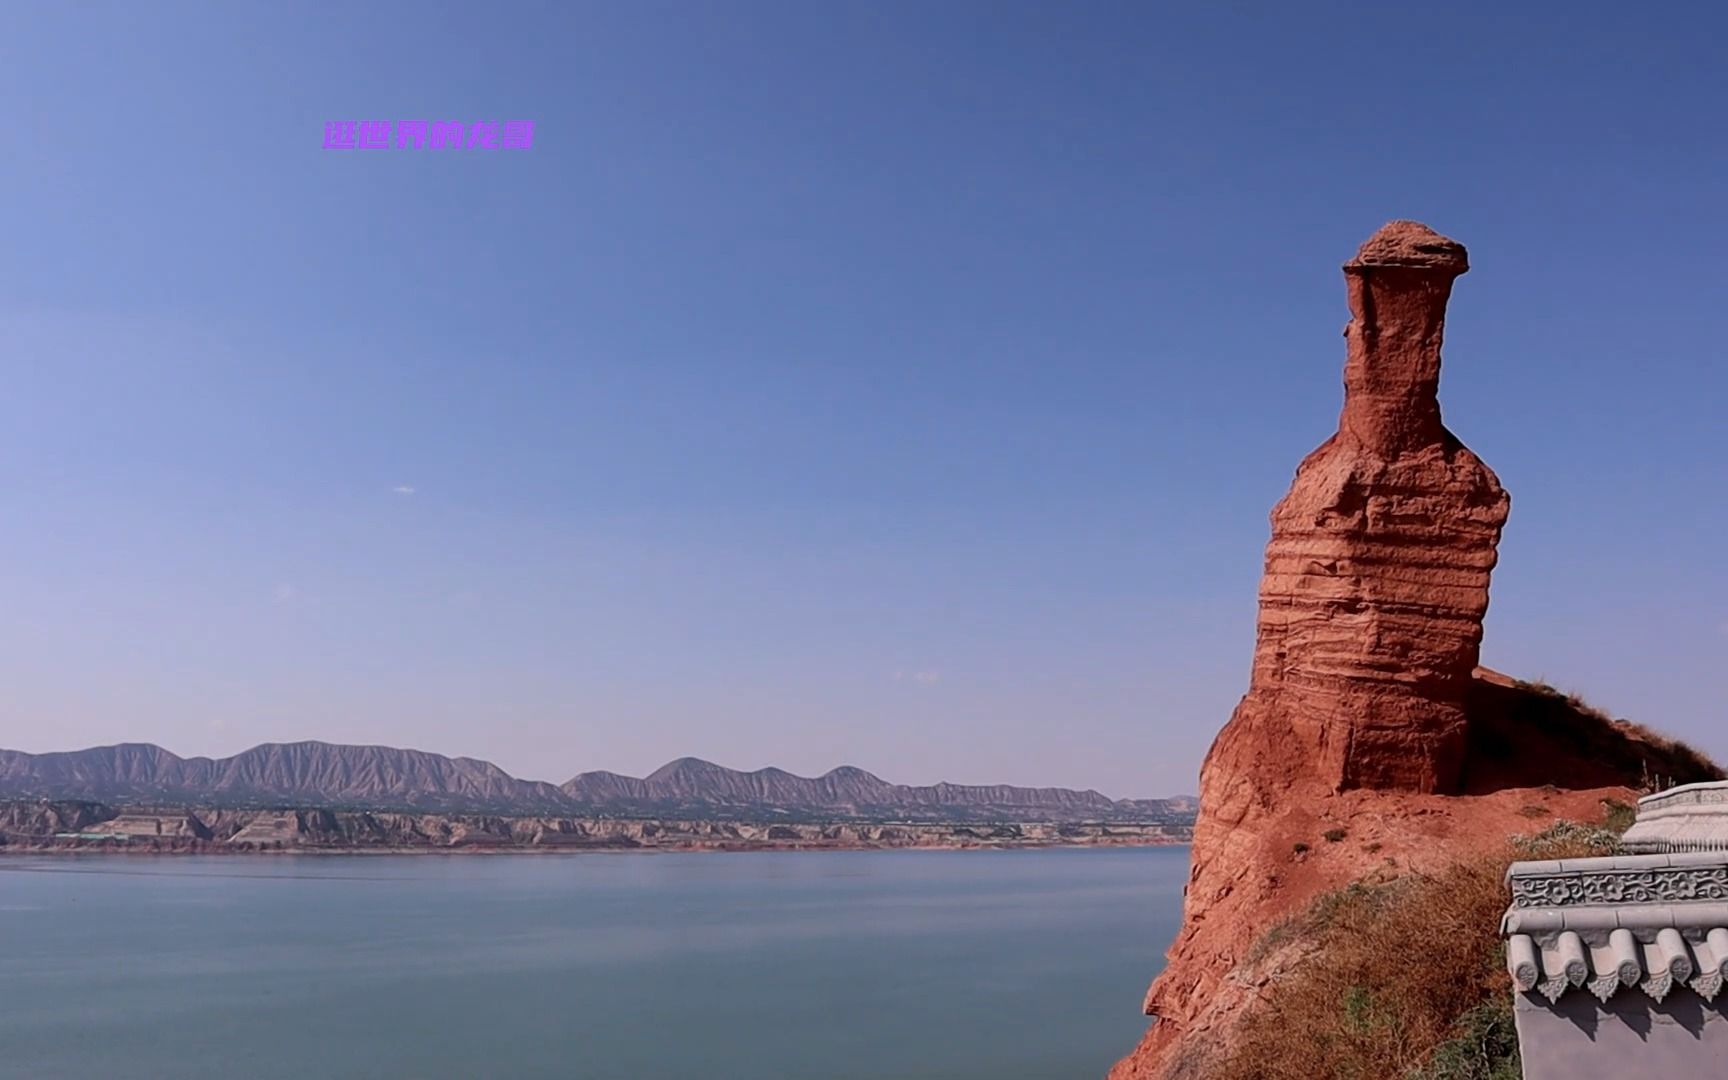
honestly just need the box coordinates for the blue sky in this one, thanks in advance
[1,2,1722,797]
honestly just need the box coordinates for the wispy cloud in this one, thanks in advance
[892,669,942,686]
[272,583,324,609]
[392,485,417,496]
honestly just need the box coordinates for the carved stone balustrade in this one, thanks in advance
[1503,782,1728,1077]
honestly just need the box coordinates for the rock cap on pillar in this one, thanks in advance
[1346,220,1469,273]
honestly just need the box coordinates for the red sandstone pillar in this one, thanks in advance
[1247,221,1510,794]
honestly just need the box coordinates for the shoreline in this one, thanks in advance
[0,833,1189,857]
[1,804,1190,857]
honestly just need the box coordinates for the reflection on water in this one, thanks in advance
[0,848,1185,1080]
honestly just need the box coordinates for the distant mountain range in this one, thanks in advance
[0,742,1195,824]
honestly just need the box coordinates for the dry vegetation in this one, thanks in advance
[1460,677,1721,795]
[1201,688,1712,1078]
[1507,680,1721,793]
[1209,822,1621,1080]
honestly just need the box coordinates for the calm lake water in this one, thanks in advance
[0,847,1185,1080]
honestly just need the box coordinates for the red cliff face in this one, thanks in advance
[1110,222,1710,1079]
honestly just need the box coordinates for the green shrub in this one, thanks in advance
[1600,798,1636,835]
[1406,1001,1521,1080]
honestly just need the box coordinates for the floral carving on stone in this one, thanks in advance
[1510,866,1728,908]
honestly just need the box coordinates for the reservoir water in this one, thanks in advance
[0,847,1184,1079]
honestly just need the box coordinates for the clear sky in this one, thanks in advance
[1,3,1722,798]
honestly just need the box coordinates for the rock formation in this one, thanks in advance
[1110,222,1719,1079]
[1246,219,1508,795]
[0,742,1195,824]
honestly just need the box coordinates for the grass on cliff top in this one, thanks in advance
[1208,821,1621,1080]
[1509,679,1720,791]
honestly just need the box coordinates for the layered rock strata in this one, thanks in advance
[0,743,1193,824]
[1248,219,1508,795]
[1110,223,1715,1079]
